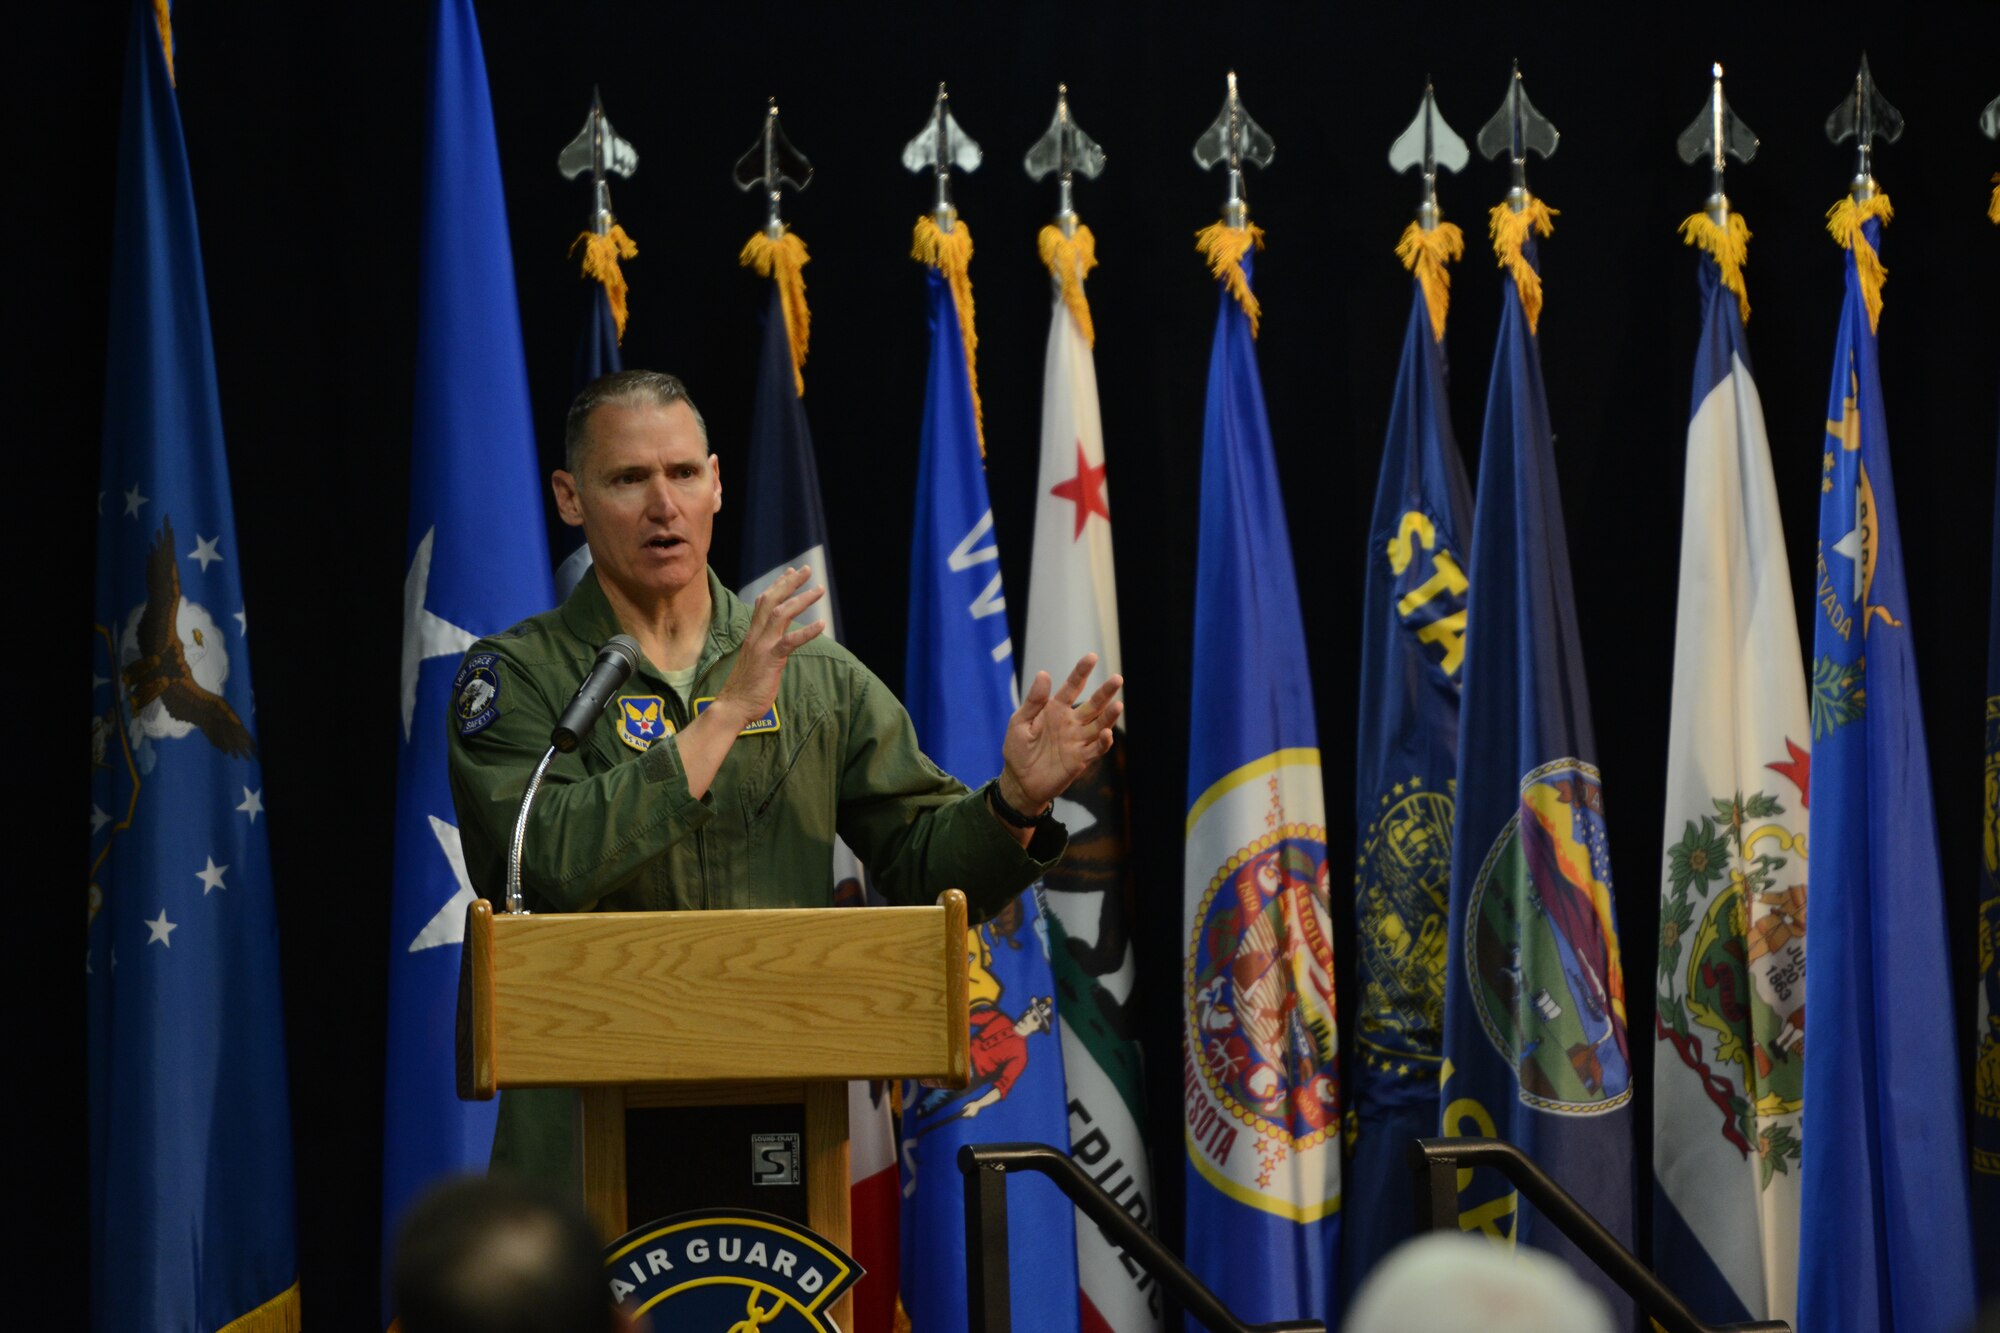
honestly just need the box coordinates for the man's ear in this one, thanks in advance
[709,453,723,514]
[551,470,584,527]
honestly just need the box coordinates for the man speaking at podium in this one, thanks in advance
[446,370,1122,1179]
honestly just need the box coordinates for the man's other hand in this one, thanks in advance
[998,652,1124,816]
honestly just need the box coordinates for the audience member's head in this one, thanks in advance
[393,1173,618,1333]
[1343,1232,1612,1333]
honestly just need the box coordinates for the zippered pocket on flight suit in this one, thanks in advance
[746,713,827,824]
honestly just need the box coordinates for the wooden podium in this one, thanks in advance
[458,890,970,1327]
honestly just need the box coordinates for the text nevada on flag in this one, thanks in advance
[381,0,555,1320]
[90,2,299,1327]
[1181,238,1341,1328]
[1344,235,1474,1296]
[1439,203,1635,1326]
[1023,223,1161,1333]
[1798,195,1974,1333]
[1651,230,1807,1326]
[898,247,1081,1333]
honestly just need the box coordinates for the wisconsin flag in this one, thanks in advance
[1798,194,1974,1333]
[89,3,300,1328]
[1344,221,1473,1296]
[1023,223,1160,1333]
[899,222,1080,1333]
[1651,218,1806,1326]
[1182,225,1340,1327]
[735,230,900,1333]
[1439,199,1634,1325]
[381,0,554,1319]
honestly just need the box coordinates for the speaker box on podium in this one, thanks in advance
[457,889,970,1326]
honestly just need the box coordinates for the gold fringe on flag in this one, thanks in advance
[1988,173,2000,225]
[1678,210,1753,324]
[1488,196,1558,336]
[740,228,812,395]
[1394,220,1465,341]
[1194,220,1267,337]
[912,214,983,452]
[1037,223,1099,347]
[216,1280,302,1333]
[1825,192,1894,333]
[153,0,175,84]
[570,224,640,342]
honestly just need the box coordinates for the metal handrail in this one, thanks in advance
[1410,1137,1790,1333]
[957,1143,1323,1333]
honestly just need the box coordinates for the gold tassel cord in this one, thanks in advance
[570,224,640,342]
[1037,223,1099,347]
[215,1281,302,1333]
[1194,221,1267,337]
[1678,210,1753,324]
[1825,193,1895,334]
[1394,220,1466,341]
[1988,173,2000,226]
[153,0,175,85]
[1488,196,1558,336]
[912,215,984,453]
[740,228,812,395]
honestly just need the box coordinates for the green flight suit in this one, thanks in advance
[447,566,1064,1183]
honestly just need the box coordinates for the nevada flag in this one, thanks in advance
[90,4,300,1328]
[1652,223,1807,1327]
[1797,193,1973,1333]
[380,0,554,1321]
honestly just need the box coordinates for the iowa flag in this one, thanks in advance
[1439,199,1634,1326]
[1023,223,1160,1333]
[1798,194,1973,1333]
[1182,226,1340,1327]
[1651,221,1806,1326]
[1344,223,1473,1296]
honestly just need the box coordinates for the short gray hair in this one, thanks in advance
[563,370,709,473]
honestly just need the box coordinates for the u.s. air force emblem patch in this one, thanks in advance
[604,1211,861,1331]
[452,653,502,738]
[1467,759,1632,1115]
[615,695,673,752]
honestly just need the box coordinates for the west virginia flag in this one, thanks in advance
[1439,200,1633,1326]
[899,229,1080,1333]
[1343,226,1473,1297]
[1798,194,1973,1333]
[1182,229,1340,1328]
[1652,222,1806,1327]
[90,3,299,1327]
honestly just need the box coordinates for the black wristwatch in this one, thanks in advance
[987,779,1055,829]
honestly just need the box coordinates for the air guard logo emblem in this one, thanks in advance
[1467,759,1632,1115]
[616,695,672,752]
[603,1210,861,1331]
[694,696,781,736]
[452,653,502,738]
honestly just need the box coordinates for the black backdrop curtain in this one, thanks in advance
[25,2,2000,1323]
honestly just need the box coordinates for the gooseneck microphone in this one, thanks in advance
[551,635,642,753]
[506,635,642,914]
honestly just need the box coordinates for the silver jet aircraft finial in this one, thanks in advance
[733,98,813,238]
[1193,71,1275,228]
[902,83,982,231]
[1024,84,1106,237]
[557,87,637,237]
[1477,61,1558,211]
[1388,80,1469,231]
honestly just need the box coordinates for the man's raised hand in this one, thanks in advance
[715,566,825,729]
[997,652,1125,816]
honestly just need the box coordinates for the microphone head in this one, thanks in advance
[600,634,641,681]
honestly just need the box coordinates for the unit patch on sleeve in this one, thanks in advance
[616,695,675,753]
[452,653,503,738]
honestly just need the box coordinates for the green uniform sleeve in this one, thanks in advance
[446,640,712,913]
[834,666,1066,921]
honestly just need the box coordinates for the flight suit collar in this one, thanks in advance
[558,565,750,687]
